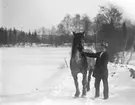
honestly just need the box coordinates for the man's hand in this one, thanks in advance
[77,45,85,56]
[77,46,83,52]
[80,49,86,56]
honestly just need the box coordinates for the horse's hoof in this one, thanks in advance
[74,92,80,98]
[95,95,99,98]
[74,95,79,98]
[81,94,86,98]
[104,96,108,100]
[81,92,86,98]
[73,96,79,99]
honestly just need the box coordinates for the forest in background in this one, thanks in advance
[1,4,135,61]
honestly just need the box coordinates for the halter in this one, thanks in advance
[77,43,86,57]
[77,43,84,52]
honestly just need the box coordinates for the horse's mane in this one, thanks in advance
[71,36,77,58]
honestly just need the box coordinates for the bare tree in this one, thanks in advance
[81,14,92,36]
[125,35,135,65]
[99,4,122,27]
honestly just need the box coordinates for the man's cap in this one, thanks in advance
[101,42,108,48]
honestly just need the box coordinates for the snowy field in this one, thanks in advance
[0,47,135,105]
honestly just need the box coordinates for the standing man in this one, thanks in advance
[82,42,109,99]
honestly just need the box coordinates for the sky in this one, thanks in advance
[0,0,2,26]
[108,0,135,21]
[1,0,135,32]
[2,0,107,32]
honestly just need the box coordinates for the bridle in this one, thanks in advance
[77,43,84,54]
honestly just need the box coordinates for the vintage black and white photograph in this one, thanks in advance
[0,0,135,105]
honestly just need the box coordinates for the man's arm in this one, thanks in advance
[84,52,99,58]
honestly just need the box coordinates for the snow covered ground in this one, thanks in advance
[0,47,135,105]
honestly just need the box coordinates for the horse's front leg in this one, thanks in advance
[87,69,93,91]
[72,73,80,97]
[82,71,87,97]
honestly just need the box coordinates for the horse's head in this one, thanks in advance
[71,32,85,57]
[72,32,85,49]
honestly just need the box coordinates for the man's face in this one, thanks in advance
[99,45,106,52]
[101,46,106,51]
[95,44,106,52]
[95,45,102,52]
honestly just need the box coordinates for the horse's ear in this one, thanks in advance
[82,31,85,36]
[73,32,76,36]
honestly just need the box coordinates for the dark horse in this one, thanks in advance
[70,32,95,97]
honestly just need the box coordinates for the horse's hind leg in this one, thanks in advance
[82,72,87,97]
[87,69,93,91]
[72,73,80,97]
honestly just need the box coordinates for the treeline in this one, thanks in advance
[0,4,135,61]
[0,27,96,47]
[94,4,135,61]
[0,27,40,46]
